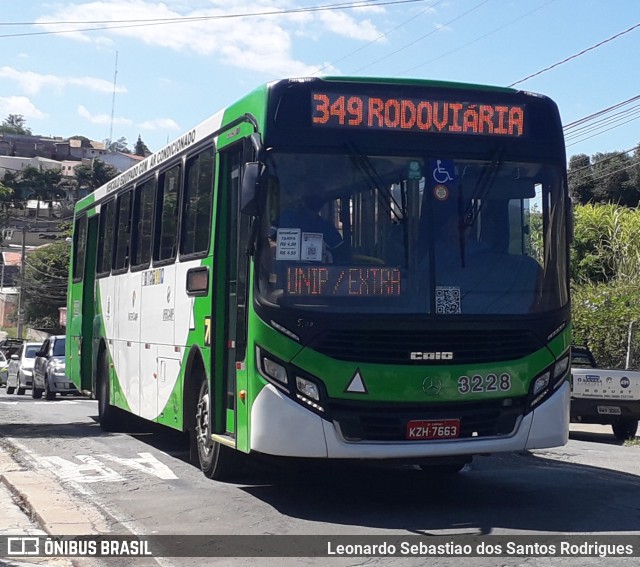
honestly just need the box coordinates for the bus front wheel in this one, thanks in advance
[194,380,237,481]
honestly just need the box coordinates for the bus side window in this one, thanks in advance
[181,146,214,257]
[131,178,156,270]
[96,199,116,277]
[113,190,133,273]
[154,164,182,263]
[72,215,88,282]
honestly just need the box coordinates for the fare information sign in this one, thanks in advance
[311,92,525,137]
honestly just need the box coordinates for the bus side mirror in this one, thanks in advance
[240,162,264,216]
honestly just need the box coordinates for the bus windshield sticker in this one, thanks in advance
[300,232,323,262]
[312,92,525,137]
[435,286,461,314]
[276,228,301,261]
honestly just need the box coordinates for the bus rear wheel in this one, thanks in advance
[98,350,118,432]
[194,380,238,481]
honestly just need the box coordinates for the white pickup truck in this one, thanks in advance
[570,345,640,441]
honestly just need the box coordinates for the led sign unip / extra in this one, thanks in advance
[286,266,401,297]
[311,92,525,137]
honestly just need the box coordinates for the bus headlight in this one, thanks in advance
[256,347,290,393]
[296,376,320,401]
[263,358,288,385]
[529,352,570,409]
[295,376,324,413]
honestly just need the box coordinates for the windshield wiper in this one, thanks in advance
[458,149,504,267]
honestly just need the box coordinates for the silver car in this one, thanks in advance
[6,342,42,395]
[33,335,78,400]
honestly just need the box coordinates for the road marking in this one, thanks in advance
[98,452,178,480]
[7,438,177,567]
[38,455,124,484]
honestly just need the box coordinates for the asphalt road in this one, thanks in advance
[0,386,639,567]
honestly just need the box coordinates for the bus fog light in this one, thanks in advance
[263,358,288,385]
[296,377,320,401]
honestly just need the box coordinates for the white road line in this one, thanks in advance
[7,438,178,567]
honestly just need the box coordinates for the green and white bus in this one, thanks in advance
[67,77,571,479]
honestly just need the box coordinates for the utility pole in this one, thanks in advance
[16,225,26,339]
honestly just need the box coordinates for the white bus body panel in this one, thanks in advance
[250,382,570,459]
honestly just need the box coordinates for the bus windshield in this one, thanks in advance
[256,151,568,315]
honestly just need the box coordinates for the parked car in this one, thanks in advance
[0,350,8,387]
[0,338,24,360]
[33,335,77,400]
[6,342,42,395]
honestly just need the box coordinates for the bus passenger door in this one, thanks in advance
[80,215,98,393]
[212,144,251,446]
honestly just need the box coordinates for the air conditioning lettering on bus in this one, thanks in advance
[311,93,525,137]
[286,266,401,297]
[105,128,197,194]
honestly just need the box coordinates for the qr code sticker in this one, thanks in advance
[436,286,461,314]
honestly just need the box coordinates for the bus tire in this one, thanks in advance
[612,419,638,441]
[97,350,118,432]
[194,379,237,481]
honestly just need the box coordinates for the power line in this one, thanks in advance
[563,94,640,130]
[402,0,556,74]
[509,22,640,87]
[0,0,430,39]
[311,0,445,75]
[349,0,490,74]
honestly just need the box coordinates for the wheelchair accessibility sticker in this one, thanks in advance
[430,159,455,184]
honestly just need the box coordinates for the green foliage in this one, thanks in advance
[0,114,31,135]
[134,135,151,157]
[568,146,640,206]
[572,281,640,369]
[70,159,119,196]
[571,203,640,368]
[106,136,130,153]
[20,241,70,331]
[571,204,640,283]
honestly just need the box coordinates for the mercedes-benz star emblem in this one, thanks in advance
[422,377,443,396]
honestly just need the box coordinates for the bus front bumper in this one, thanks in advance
[250,381,570,459]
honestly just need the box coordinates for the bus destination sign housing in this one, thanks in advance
[311,92,525,137]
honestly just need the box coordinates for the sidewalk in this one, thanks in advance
[0,448,90,567]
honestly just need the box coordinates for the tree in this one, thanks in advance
[106,137,130,153]
[71,158,119,197]
[568,147,640,206]
[19,241,70,331]
[134,135,151,157]
[568,154,595,205]
[0,114,31,135]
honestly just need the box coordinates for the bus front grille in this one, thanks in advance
[330,399,525,442]
[309,328,542,364]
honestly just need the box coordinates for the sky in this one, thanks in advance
[0,0,639,161]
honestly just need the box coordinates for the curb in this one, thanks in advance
[0,447,109,536]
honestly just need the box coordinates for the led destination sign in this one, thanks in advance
[312,92,525,137]
[286,266,401,297]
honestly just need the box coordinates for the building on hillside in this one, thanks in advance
[100,151,144,172]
